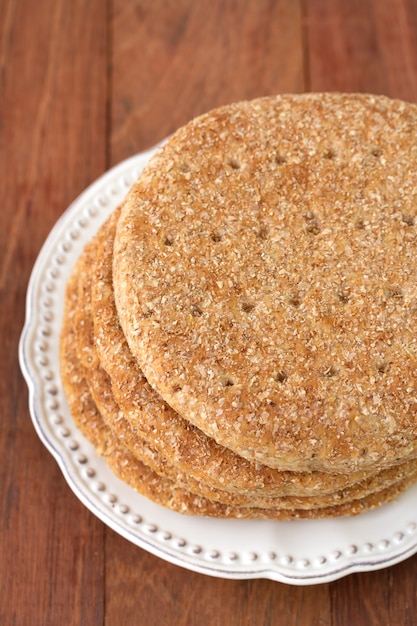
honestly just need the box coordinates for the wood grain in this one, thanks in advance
[110,0,304,161]
[2,0,417,624]
[306,0,417,101]
[105,539,332,626]
[330,559,417,626]
[0,0,107,624]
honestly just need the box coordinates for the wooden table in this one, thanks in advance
[3,1,417,624]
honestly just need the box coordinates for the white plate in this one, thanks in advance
[19,144,417,585]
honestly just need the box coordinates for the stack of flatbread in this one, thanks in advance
[61,93,417,519]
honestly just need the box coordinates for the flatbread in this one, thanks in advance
[113,93,417,473]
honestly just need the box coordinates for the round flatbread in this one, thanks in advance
[113,93,417,472]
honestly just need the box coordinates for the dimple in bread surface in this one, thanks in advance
[60,258,417,518]
[77,220,417,509]
[113,93,417,472]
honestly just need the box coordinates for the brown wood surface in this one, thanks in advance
[1,0,417,624]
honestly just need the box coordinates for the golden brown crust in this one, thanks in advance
[113,93,417,473]
[60,263,110,454]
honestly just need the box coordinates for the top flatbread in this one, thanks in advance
[113,93,417,472]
